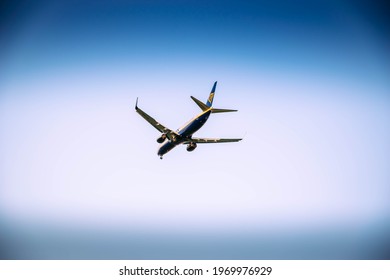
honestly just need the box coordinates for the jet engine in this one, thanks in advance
[157,134,167,143]
[186,142,197,152]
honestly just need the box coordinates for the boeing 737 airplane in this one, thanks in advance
[135,81,242,159]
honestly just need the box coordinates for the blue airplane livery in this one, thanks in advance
[135,81,242,159]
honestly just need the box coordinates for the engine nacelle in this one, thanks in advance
[186,142,197,152]
[157,134,167,143]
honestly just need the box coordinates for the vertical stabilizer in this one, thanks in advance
[206,81,217,107]
[190,81,237,113]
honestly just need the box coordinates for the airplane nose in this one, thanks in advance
[157,147,166,159]
[157,140,174,158]
[157,146,165,156]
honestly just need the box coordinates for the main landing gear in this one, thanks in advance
[160,156,163,160]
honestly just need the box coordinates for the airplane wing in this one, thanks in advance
[186,137,242,143]
[135,98,179,140]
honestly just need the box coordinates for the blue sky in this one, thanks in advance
[1,0,389,259]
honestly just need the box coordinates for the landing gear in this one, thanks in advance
[160,156,163,160]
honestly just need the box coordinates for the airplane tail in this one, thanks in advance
[206,81,217,107]
[190,81,237,113]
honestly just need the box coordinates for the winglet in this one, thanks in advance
[135,97,139,110]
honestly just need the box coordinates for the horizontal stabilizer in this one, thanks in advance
[190,96,209,111]
[211,108,238,113]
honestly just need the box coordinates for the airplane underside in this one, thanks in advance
[135,81,242,159]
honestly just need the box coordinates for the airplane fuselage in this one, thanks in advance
[157,109,211,157]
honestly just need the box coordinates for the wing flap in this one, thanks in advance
[186,137,242,144]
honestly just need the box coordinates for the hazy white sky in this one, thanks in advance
[1,0,389,259]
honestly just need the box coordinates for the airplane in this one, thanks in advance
[135,81,242,159]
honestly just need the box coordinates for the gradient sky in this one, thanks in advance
[1,0,389,259]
